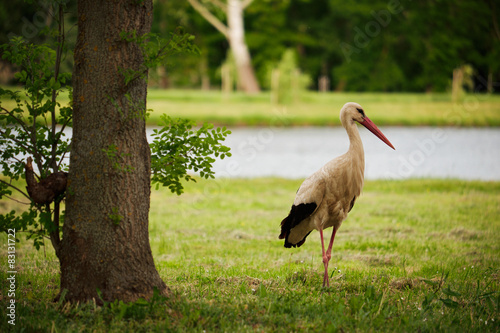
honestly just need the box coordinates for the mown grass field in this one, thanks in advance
[146,89,500,127]
[2,88,500,126]
[0,178,499,332]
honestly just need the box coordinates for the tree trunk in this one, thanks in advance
[59,0,168,303]
[227,0,260,94]
[187,0,260,93]
[452,67,464,103]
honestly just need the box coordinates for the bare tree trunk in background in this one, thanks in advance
[187,0,261,93]
[59,0,168,303]
[452,67,464,103]
[227,0,260,93]
[200,57,210,90]
[157,66,170,89]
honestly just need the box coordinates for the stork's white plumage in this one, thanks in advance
[279,102,395,287]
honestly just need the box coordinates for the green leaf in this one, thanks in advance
[150,115,231,195]
[421,278,438,287]
[442,286,461,297]
[439,298,459,308]
[422,293,436,309]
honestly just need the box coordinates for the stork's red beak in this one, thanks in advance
[360,117,395,150]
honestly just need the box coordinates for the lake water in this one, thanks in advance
[159,127,500,180]
[6,126,498,180]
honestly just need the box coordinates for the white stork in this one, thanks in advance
[279,102,395,287]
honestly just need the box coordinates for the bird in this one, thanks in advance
[279,102,395,287]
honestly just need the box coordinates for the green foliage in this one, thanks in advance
[119,24,231,197]
[219,51,237,93]
[334,53,406,92]
[108,207,124,226]
[108,92,151,122]
[116,26,231,197]
[3,1,497,93]
[0,209,38,241]
[102,144,135,173]
[0,15,72,250]
[150,115,231,195]
[119,27,200,86]
[148,0,499,92]
[268,48,311,104]
[117,25,228,197]
[0,36,72,176]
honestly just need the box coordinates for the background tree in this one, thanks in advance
[154,0,500,93]
[187,0,261,93]
[1,1,498,93]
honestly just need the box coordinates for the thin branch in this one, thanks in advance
[60,113,73,133]
[22,54,43,172]
[490,0,500,41]
[0,128,34,154]
[0,179,31,201]
[210,0,227,12]
[187,0,229,38]
[48,119,72,172]
[242,0,254,9]
[50,3,65,173]
[156,28,197,62]
[56,126,72,170]
[54,115,72,169]
[121,28,196,89]
[48,202,61,258]
[4,195,31,205]
[0,106,32,138]
[57,153,70,169]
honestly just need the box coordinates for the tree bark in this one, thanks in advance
[227,0,260,93]
[59,0,168,303]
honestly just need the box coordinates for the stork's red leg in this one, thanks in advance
[326,226,338,265]
[319,228,329,287]
[320,227,338,288]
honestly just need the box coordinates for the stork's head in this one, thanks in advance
[341,102,395,150]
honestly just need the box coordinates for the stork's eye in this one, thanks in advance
[356,108,365,117]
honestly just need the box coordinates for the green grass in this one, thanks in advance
[2,88,500,126]
[146,89,500,127]
[0,178,499,332]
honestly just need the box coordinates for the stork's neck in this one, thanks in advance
[343,119,365,165]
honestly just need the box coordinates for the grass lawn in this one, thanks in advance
[2,88,500,127]
[146,89,500,127]
[0,178,499,332]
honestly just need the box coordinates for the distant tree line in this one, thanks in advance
[1,0,498,93]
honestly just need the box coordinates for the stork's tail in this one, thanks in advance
[279,203,316,248]
[279,215,290,240]
[279,216,311,248]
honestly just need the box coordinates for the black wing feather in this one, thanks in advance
[348,195,357,212]
[279,203,317,248]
